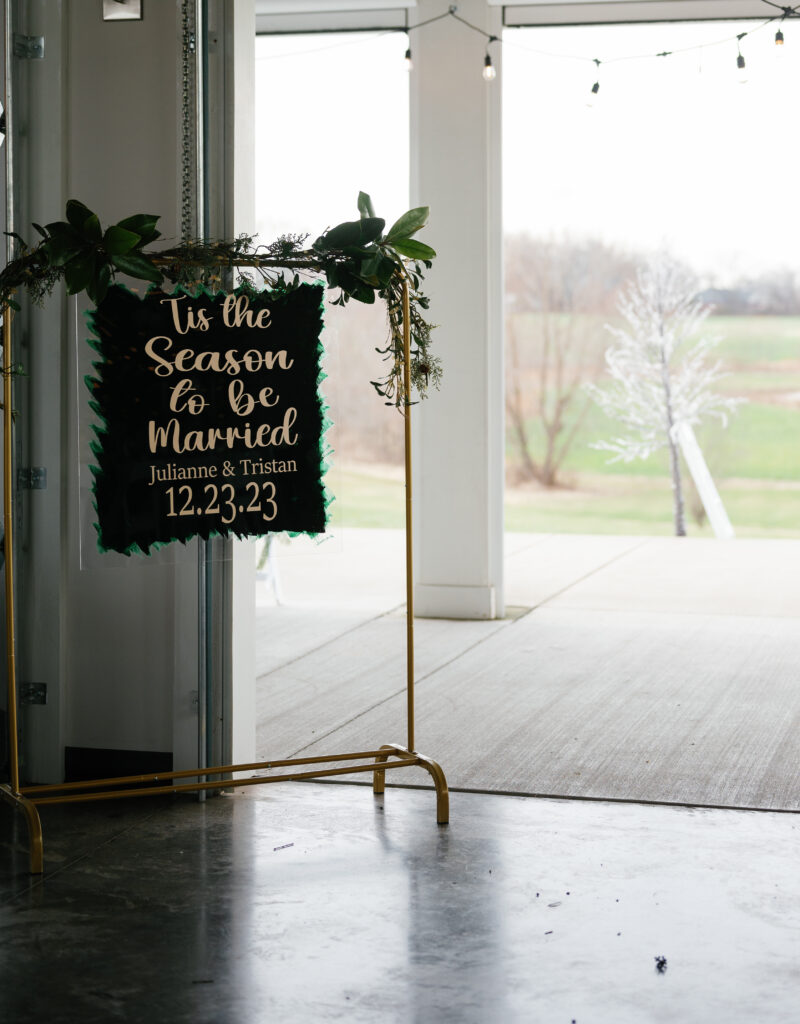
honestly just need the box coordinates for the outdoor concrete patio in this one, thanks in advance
[255,529,800,811]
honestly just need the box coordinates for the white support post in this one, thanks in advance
[409,0,505,620]
[676,422,735,540]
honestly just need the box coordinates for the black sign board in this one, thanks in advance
[86,283,328,555]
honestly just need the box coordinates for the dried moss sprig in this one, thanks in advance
[0,194,440,405]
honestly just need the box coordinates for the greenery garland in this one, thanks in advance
[0,192,440,406]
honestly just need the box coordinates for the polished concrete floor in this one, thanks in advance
[2,783,799,1023]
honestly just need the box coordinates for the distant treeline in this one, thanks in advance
[505,234,800,317]
[699,271,800,316]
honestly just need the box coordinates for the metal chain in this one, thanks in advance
[180,0,197,243]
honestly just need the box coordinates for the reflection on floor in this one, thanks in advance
[256,531,800,811]
[2,784,798,1024]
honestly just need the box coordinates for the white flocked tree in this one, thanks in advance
[587,255,741,536]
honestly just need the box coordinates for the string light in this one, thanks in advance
[736,32,748,82]
[398,1,800,93]
[588,58,601,103]
[483,36,499,83]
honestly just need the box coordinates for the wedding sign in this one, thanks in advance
[86,283,328,555]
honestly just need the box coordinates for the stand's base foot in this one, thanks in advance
[373,744,449,824]
[7,745,449,870]
[0,783,44,874]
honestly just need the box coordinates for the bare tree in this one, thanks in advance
[587,255,741,536]
[505,235,635,487]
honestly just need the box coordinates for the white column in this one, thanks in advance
[409,0,505,619]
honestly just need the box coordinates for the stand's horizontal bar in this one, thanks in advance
[29,757,420,806]
[21,749,405,796]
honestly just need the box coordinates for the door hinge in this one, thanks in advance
[20,683,47,706]
[18,466,47,490]
[13,34,45,60]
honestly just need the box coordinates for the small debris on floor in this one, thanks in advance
[545,930,553,935]
[273,842,294,852]
[548,901,562,908]
[654,955,668,973]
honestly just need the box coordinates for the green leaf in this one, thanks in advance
[86,260,112,305]
[103,224,141,256]
[82,213,102,243]
[45,233,87,267]
[31,223,48,239]
[385,206,429,243]
[360,254,382,279]
[44,220,80,239]
[65,200,94,230]
[63,252,96,295]
[117,213,161,244]
[360,254,396,287]
[357,192,376,219]
[321,217,385,250]
[350,281,375,304]
[111,251,163,283]
[388,238,436,261]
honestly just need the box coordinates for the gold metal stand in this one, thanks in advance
[1,301,45,874]
[1,279,448,875]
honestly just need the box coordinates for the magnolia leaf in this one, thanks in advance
[65,199,94,230]
[64,252,96,295]
[388,238,436,261]
[90,261,112,305]
[385,206,429,243]
[321,217,385,250]
[103,225,141,256]
[117,213,160,244]
[111,251,162,283]
[357,191,376,219]
[43,236,85,267]
[82,213,102,243]
[350,281,376,304]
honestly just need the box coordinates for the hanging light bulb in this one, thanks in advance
[587,59,601,106]
[405,46,413,72]
[736,34,748,83]
[483,53,496,81]
[775,27,785,50]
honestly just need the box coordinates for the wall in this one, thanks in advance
[8,0,257,783]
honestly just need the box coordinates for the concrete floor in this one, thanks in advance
[2,784,799,1024]
[257,530,800,810]
[2,530,798,1022]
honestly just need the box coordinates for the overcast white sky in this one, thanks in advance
[255,18,800,283]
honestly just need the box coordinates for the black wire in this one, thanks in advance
[406,8,459,35]
[449,10,495,43]
[760,0,800,16]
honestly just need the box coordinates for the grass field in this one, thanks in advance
[330,315,800,538]
[503,313,800,536]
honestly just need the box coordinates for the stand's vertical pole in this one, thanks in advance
[402,280,414,753]
[197,540,208,800]
[3,303,20,794]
